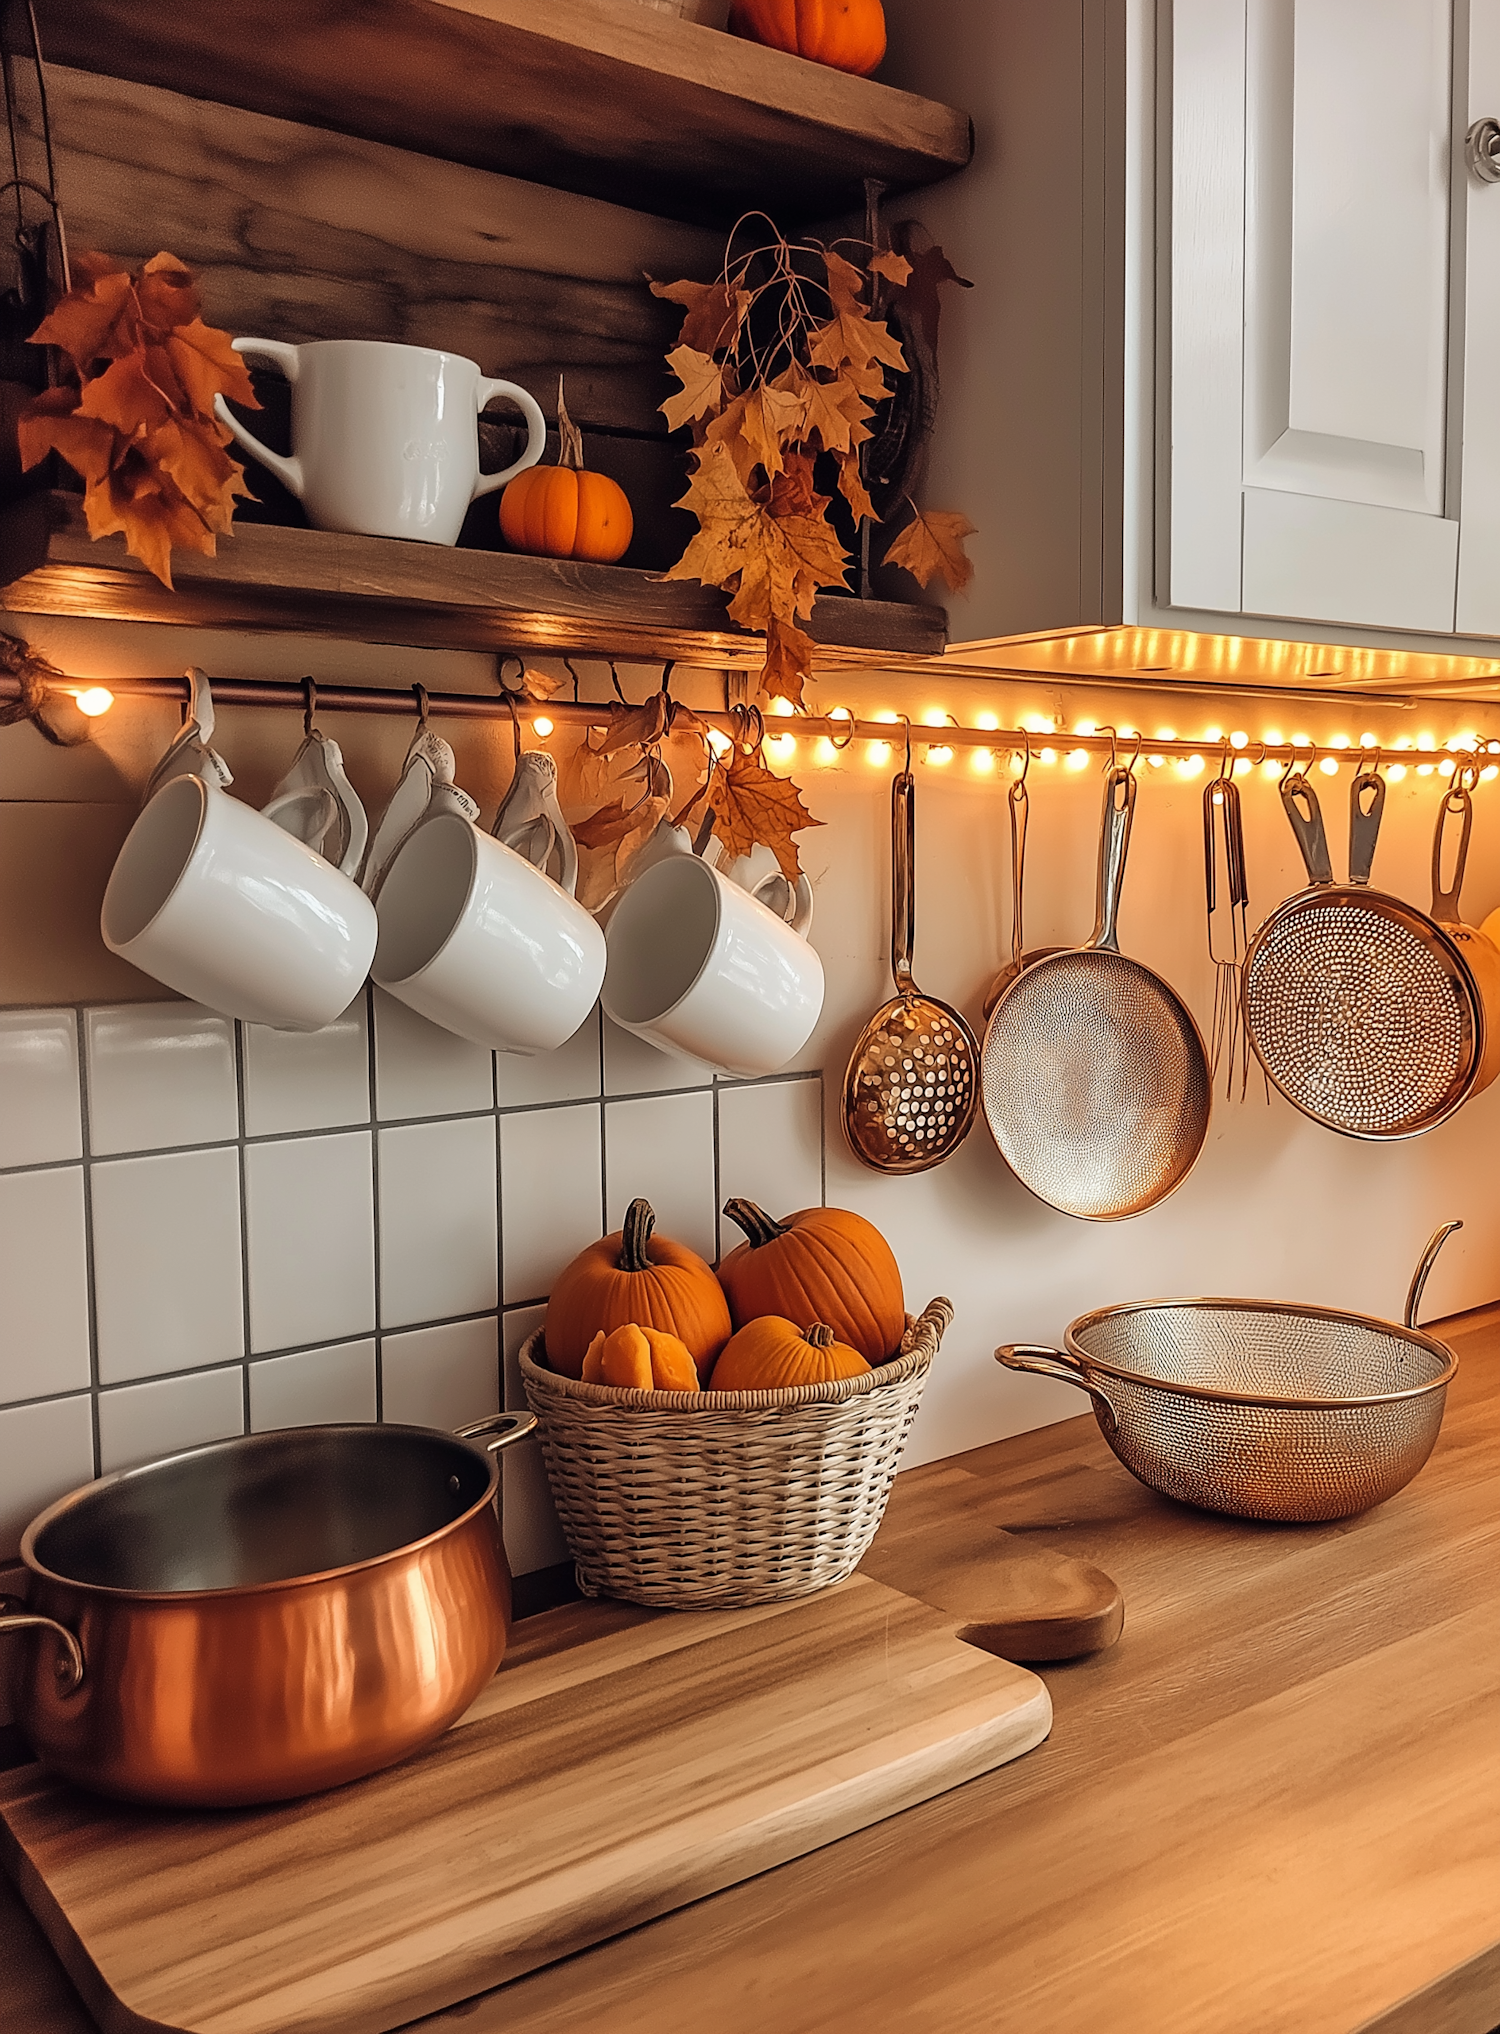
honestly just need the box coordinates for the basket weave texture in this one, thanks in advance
[519,1297,952,1608]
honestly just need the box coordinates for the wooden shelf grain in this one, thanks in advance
[0,493,947,664]
[30,0,973,228]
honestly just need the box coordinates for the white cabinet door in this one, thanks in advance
[1457,6,1500,631]
[1169,0,1461,633]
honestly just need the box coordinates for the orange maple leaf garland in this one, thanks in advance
[653,221,975,708]
[19,251,257,588]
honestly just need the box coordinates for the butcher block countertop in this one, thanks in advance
[4,1304,1499,2034]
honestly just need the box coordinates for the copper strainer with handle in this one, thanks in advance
[842,763,978,1173]
[995,1221,1462,1522]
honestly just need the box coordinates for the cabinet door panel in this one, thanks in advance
[1243,486,1460,630]
[1169,0,1461,632]
[1457,2,1500,632]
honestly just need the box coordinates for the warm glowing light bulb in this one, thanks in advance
[74,686,115,718]
[971,747,995,774]
[1230,730,1248,749]
[1024,713,1055,735]
[1319,756,1339,776]
[769,696,795,718]
[531,716,553,738]
[707,727,732,756]
[1292,732,1312,749]
[1261,759,1281,779]
[1438,755,1455,775]
[1203,725,1223,743]
[1039,746,1058,765]
[1417,763,1435,776]
[1156,726,1177,742]
[927,745,953,765]
[1233,756,1251,776]
[1360,731,1378,748]
[1482,764,1499,782]
[1178,755,1205,778]
[868,741,891,765]
[975,710,1000,732]
[1074,719,1098,736]
[1417,732,1436,751]
[1388,763,1408,782]
[1065,747,1089,771]
[815,738,837,765]
[1264,728,1283,748]
[1330,733,1349,749]
[1148,753,1166,769]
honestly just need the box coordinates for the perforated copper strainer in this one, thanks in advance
[996,1222,1462,1523]
[1243,764,1483,1139]
[842,766,978,1173]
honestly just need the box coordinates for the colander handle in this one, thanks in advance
[1405,1219,1462,1329]
[995,1345,1119,1432]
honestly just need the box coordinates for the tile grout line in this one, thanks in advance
[74,1010,103,1480]
[233,1019,253,1438]
[366,986,385,1423]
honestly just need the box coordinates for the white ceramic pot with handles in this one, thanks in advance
[602,853,824,1077]
[213,338,546,546]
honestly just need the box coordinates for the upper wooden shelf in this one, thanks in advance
[0,493,947,666]
[32,0,974,228]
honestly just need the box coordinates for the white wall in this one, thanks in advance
[2,616,1497,1572]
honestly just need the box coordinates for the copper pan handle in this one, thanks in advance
[1280,774,1333,885]
[454,1410,538,1454]
[0,1598,84,1692]
[1430,787,1473,929]
[1405,1220,1462,1330]
[891,768,917,996]
[1008,776,1028,971]
[995,1345,1120,1433]
[1348,765,1386,887]
[1089,767,1136,957]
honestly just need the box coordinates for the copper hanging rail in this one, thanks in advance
[1,667,1496,772]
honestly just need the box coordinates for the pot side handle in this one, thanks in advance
[1405,1219,1463,1330]
[455,1410,538,1455]
[0,1597,84,1692]
[995,1344,1120,1433]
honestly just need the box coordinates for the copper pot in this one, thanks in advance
[0,1411,535,1808]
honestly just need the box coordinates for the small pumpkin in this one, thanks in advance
[499,378,633,564]
[717,1199,905,1365]
[582,1322,700,1392]
[544,1197,731,1380]
[711,1317,870,1392]
[727,0,886,76]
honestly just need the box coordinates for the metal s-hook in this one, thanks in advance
[894,712,912,775]
[826,707,856,751]
[1279,736,1311,791]
[302,677,318,741]
[1098,724,1119,773]
[495,654,524,698]
[412,683,431,737]
[505,691,522,765]
[561,657,582,704]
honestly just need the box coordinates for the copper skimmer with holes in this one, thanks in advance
[1428,773,1500,1096]
[843,767,979,1173]
[1243,762,1484,1139]
[981,765,1211,1220]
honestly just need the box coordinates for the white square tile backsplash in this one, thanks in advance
[245,1132,376,1353]
[0,989,827,1565]
[0,1008,81,1167]
[0,1167,92,1401]
[91,1144,245,1384]
[85,1003,239,1155]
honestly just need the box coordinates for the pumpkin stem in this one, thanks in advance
[556,375,585,471]
[723,1198,789,1249]
[804,1323,835,1348]
[619,1197,657,1272]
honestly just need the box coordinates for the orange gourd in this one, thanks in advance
[711,1316,870,1392]
[544,1197,731,1381]
[717,1199,905,1365]
[499,379,633,564]
[582,1322,700,1392]
[727,0,886,75]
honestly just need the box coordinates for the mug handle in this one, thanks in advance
[470,379,548,498]
[745,867,815,937]
[211,339,305,498]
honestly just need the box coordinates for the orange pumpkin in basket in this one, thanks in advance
[545,1198,731,1381]
[728,0,886,76]
[717,1199,905,1365]
[711,1317,870,1392]
[582,1323,700,1392]
[499,378,633,564]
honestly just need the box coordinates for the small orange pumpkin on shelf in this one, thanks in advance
[727,0,886,76]
[544,1197,731,1381]
[718,1199,905,1365]
[498,378,634,564]
[582,1322,700,1391]
[711,1316,870,1392]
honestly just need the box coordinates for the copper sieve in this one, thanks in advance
[996,1222,1461,1523]
[842,765,978,1174]
[1243,764,1483,1139]
[981,765,1211,1220]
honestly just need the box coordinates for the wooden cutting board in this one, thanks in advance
[0,1574,1050,2034]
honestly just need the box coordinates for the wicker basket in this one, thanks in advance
[519,1298,952,1608]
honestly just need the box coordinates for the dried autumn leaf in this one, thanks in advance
[28,268,138,373]
[708,741,824,882]
[648,276,749,356]
[868,250,913,287]
[797,373,872,456]
[823,248,868,315]
[883,504,978,592]
[76,353,174,433]
[515,667,568,701]
[554,729,620,809]
[571,798,646,851]
[761,615,818,710]
[661,345,727,431]
[808,312,907,380]
[835,450,876,524]
[595,692,671,754]
[16,393,115,484]
[163,318,257,413]
[705,382,804,482]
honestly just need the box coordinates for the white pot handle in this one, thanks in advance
[211,339,304,497]
[470,379,547,498]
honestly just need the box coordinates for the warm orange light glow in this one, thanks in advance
[1319,756,1339,776]
[74,687,115,717]
[531,716,553,739]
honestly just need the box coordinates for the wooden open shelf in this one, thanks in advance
[32,0,973,228]
[0,493,947,665]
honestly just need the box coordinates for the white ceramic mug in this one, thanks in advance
[372,798,606,1053]
[102,774,378,1030]
[721,841,816,936]
[212,338,547,546]
[602,853,824,1076]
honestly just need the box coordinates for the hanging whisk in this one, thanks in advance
[1203,744,1261,1101]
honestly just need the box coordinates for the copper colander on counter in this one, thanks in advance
[996,1223,1461,1522]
